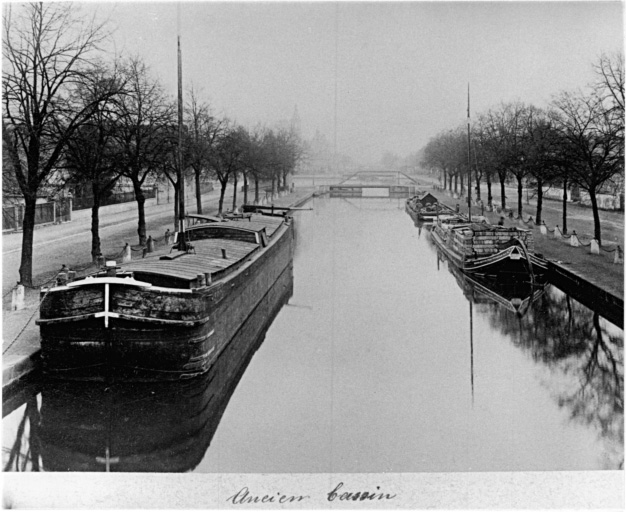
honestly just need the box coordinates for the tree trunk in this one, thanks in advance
[18,195,37,287]
[195,168,202,214]
[90,182,102,262]
[271,175,276,195]
[454,174,458,193]
[443,172,447,190]
[486,173,493,206]
[516,176,523,217]
[460,172,464,195]
[535,178,543,225]
[499,172,506,210]
[132,180,147,246]
[218,180,227,214]
[173,185,180,227]
[232,173,238,211]
[474,172,481,201]
[562,178,568,234]
[589,188,602,243]
[243,173,249,204]
[254,177,259,203]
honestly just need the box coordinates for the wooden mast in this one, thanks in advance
[177,6,187,250]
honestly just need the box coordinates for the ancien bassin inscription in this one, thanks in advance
[227,482,397,504]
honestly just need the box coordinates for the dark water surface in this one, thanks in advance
[3,197,623,472]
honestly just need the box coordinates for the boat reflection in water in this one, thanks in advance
[436,249,548,404]
[6,264,293,472]
[438,249,547,318]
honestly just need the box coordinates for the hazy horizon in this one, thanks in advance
[74,1,623,166]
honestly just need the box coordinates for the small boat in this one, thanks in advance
[430,217,548,277]
[405,192,455,224]
[36,210,295,381]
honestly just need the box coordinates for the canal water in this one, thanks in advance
[3,196,623,472]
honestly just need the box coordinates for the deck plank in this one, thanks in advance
[120,237,261,281]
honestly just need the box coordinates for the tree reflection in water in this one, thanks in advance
[483,284,623,469]
[3,395,40,472]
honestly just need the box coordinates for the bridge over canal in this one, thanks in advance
[329,171,419,198]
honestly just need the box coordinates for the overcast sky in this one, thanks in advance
[84,1,623,165]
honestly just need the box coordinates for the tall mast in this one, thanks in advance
[467,83,472,222]
[177,9,186,247]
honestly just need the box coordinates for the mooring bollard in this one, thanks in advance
[106,261,117,277]
[221,248,227,259]
[614,246,623,264]
[147,236,155,253]
[164,229,172,245]
[570,231,580,247]
[540,222,547,236]
[122,243,132,263]
[56,265,69,286]
[205,272,212,285]
[554,226,562,239]
[11,283,25,311]
[590,239,600,255]
[57,272,68,287]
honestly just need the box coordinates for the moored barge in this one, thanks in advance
[405,192,455,224]
[37,211,294,381]
[430,218,548,277]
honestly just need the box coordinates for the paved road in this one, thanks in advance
[2,188,239,298]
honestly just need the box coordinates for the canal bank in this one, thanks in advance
[2,189,315,396]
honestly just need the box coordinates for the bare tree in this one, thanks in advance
[552,89,624,243]
[113,58,173,245]
[64,63,125,262]
[593,52,625,126]
[185,87,222,214]
[209,122,245,214]
[519,106,563,224]
[3,2,115,285]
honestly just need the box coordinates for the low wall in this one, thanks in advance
[548,262,623,328]
[71,197,159,222]
[542,187,622,211]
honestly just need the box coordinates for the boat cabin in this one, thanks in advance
[417,192,438,206]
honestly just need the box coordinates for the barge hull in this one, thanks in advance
[39,222,294,381]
